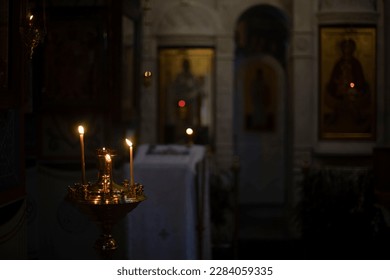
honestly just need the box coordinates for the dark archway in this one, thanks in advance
[235,4,289,67]
[233,5,290,246]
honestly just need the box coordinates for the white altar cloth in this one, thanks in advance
[124,144,210,260]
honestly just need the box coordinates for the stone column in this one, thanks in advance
[215,35,235,170]
[139,7,158,144]
[287,0,317,237]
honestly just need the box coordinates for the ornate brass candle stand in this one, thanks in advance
[67,148,145,259]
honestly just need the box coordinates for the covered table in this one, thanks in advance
[124,144,210,259]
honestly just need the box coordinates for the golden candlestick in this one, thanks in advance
[67,148,146,259]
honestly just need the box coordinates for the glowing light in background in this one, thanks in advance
[178,100,186,108]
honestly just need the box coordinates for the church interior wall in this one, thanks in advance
[1,0,390,260]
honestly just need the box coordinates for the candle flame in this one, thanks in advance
[349,82,355,88]
[78,125,84,135]
[126,138,133,147]
[186,128,193,135]
[29,14,34,21]
[105,154,111,162]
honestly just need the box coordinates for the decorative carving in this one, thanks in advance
[292,33,313,58]
[319,0,377,12]
[317,0,379,25]
[156,2,219,36]
[317,11,379,25]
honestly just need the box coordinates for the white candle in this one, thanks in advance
[78,125,86,184]
[126,139,134,186]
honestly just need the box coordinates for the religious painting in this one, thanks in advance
[319,27,376,140]
[158,48,214,144]
[34,8,111,160]
[41,8,108,112]
[242,59,278,131]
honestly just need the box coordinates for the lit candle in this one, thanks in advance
[78,125,86,184]
[28,14,34,27]
[105,153,111,175]
[125,139,134,186]
[186,127,194,145]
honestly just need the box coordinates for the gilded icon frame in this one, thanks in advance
[158,48,214,144]
[319,26,376,140]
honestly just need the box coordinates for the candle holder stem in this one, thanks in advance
[95,221,117,259]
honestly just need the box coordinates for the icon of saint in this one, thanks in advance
[324,38,371,133]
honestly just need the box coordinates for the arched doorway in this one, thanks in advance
[233,4,290,238]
